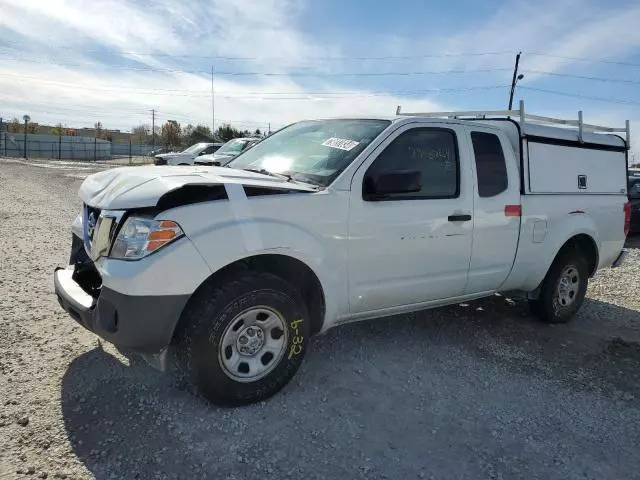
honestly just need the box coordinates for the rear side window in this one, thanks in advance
[471,132,508,197]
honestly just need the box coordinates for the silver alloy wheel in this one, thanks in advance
[556,265,580,308]
[218,306,288,383]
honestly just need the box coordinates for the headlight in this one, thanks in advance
[110,217,184,260]
[71,213,83,239]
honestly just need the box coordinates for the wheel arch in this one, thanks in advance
[172,253,326,342]
[526,232,599,298]
[562,233,599,277]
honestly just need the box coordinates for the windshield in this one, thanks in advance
[181,143,209,155]
[217,139,249,155]
[228,119,391,186]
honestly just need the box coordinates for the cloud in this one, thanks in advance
[0,58,445,132]
[0,0,184,53]
[0,0,638,155]
[0,0,445,132]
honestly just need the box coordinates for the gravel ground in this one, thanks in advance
[1,158,639,480]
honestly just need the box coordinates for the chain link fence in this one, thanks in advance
[0,132,155,163]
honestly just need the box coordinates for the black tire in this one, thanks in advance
[176,271,310,406]
[528,247,589,324]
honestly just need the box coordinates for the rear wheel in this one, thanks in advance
[176,272,310,406]
[528,248,589,324]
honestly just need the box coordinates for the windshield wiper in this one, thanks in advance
[241,167,292,182]
[240,167,322,189]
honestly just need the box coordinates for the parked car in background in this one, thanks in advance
[629,176,640,233]
[149,147,171,156]
[195,137,261,166]
[629,167,640,177]
[154,142,223,166]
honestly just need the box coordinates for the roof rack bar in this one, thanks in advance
[397,108,516,118]
[394,100,629,139]
[578,111,584,143]
[626,120,631,149]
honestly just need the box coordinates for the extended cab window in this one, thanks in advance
[364,128,459,200]
[471,132,508,197]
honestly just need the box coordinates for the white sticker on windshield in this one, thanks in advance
[322,137,360,151]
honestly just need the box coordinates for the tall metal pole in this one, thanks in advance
[508,52,522,110]
[211,66,215,139]
[151,109,156,151]
[23,115,30,159]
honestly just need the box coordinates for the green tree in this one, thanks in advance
[254,128,261,136]
[26,122,39,134]
[194,125,212,137]
[215,123,243,142]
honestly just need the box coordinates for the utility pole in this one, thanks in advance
[508,52,523,111]
[23,115,30,159]
[151,109,156,151]
[211,66,215,139]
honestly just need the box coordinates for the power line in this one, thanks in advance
[0,55,510,76]
[523,70,640,86]
[0,42,513,60]
[519,86,640,106]
[1,101,283,127]
[0,74,509,98]
[525,52,640,68]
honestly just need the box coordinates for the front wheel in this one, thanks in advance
[177,272,310,406]
[528,248,589,324]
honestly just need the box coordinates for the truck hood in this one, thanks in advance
[79,165,317,210]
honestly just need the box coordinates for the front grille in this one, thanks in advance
[83,204,124,261]
[82,204,101,255]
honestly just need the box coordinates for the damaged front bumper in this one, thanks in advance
[54,265,189,355]
[54,233,190,357]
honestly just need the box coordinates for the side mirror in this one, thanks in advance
[364,169,421,200]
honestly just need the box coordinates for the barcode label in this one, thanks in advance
[322,137,360,151]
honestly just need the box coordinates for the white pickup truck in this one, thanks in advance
[54,102,631,406]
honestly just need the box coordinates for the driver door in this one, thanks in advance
[348,124,473,313]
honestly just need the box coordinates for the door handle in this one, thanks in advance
[448,213,472,222]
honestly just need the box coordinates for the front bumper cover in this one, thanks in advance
[54,266,189,353]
